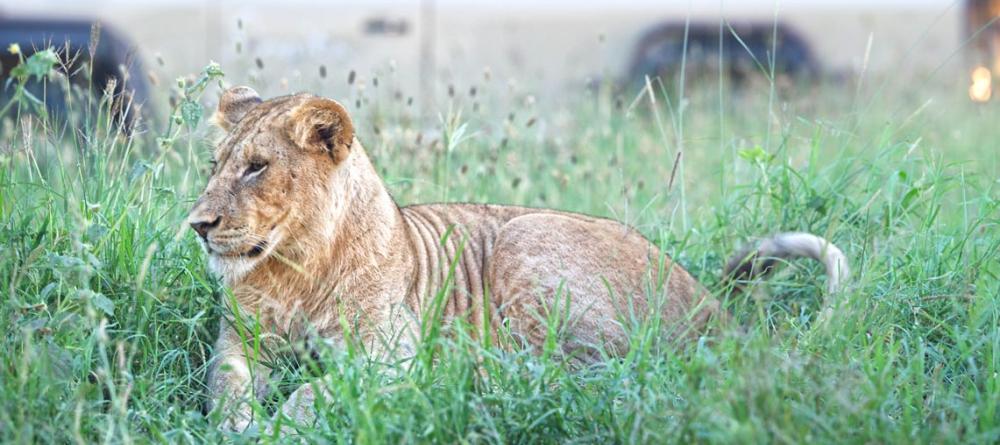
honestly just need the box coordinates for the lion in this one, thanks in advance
[187,86,849,433]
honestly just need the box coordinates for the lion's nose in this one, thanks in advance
[190,215,222,239]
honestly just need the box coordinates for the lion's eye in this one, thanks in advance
[209,159,218,175]
[244,160,268,178]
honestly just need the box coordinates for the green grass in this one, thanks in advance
[1,36,998,444]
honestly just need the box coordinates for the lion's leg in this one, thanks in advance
[207,324,273,432]
[487,213,713,359]
[263,317,416,437]
[263,342,405,437]
[369,302,420,365]
[262,378,333,437]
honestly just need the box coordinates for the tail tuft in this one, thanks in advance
[723,232,849,294]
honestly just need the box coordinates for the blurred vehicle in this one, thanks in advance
[964,0,1000,102]
[0,1,972,111]
[0,15,151,128]
[626,21,820,90]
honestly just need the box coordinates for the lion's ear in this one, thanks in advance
[213,86,262,131]
[286,97,355,164]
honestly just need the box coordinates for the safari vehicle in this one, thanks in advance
[626,21,820,91]
[0,1,976,111]
[0,15,151,128]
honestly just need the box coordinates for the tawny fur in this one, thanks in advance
[188,87,849,433]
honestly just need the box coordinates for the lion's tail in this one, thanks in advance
[722,232,849,294]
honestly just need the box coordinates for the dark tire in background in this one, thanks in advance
[626,21,820,92]
[0,16,152,130]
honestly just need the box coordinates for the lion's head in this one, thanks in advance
[187,86,357,282]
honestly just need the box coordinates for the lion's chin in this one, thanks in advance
[208,254,262,283]
[204,233,281,283]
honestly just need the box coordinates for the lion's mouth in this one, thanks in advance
[207,240,268,258]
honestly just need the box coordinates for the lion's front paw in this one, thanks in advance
[260,381,332,437]
[217,407,257,433]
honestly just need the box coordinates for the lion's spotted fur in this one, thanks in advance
[189,87,847,433]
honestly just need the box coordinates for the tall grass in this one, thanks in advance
[1,21,998,444]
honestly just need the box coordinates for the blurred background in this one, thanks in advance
[1,0,996,122]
